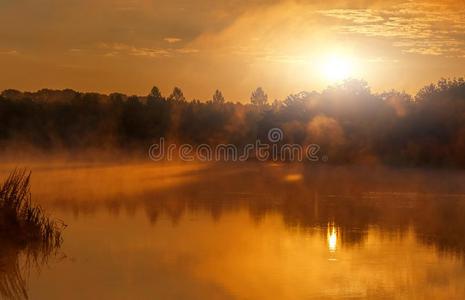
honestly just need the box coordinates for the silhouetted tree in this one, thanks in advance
[415,78,465,103]
[1,78,465,166]
[109,92,125,105]
[212,90,225,104]
[167,87,185,102]
[148,86,163,103]
[250,87,268,106]
[150,86,162,98]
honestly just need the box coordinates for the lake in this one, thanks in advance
[1,161,465,299]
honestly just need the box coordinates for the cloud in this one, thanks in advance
[0,49,19,55]
[318,1,465,57]
[98,43,198,58]
[186,2,327,62]
[164,37,182,44]
[175,48,199,54]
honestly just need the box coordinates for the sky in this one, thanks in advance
[1,0,465,101]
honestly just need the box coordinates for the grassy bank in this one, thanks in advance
[0,170,64,299]
[0,170,63,248]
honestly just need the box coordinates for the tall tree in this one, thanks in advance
[212,89,225,104]
[168,87,186,102]
[149,86,163,99]
[250,87,268,106]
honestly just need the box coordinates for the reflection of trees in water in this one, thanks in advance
[412,196,465,255]
[51,164,465,257]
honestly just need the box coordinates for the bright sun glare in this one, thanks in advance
[327,223,338,252]
[321,55,355,82]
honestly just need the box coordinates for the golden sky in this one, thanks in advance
[1,0,465,101]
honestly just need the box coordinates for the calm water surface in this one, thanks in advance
[1,162,465,299]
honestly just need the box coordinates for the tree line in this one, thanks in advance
[1,78,465,167]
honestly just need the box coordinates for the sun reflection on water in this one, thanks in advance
[327,223,338,252]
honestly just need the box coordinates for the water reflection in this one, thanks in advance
[25,162,465,258]
[0,237,62,300]
[327,223,338,253]
[1,162,465,299]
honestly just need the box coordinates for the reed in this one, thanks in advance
[0,169,63,251]
[0,170,65,299]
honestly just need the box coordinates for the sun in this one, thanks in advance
[320,55,355,82]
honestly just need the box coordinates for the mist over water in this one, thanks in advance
[1,160,465,299]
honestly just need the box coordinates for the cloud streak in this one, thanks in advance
[164,37,182,44]
[318,1,465,57]
[98,43,198,58]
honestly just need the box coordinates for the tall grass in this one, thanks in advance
[0,169,64,300]
[0,169,63,247]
